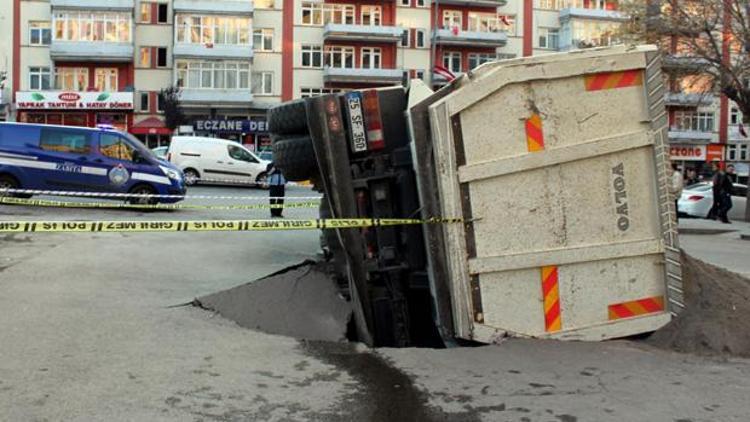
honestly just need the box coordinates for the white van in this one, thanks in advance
[167,136,270,186]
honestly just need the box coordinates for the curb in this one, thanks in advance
[678,228,738,235]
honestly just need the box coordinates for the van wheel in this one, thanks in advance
[129,185,157,205]
[183,169,199,186]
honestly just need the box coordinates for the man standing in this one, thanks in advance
[670,162,684,221]
[267,162,286,218]
[708,162,733,223]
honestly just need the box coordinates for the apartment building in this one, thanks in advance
[6,0,630,154]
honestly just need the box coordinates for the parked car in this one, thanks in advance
[151,146,168,159]
[0,122,185,204]
[678,182,747,220]
[167,136,271,187]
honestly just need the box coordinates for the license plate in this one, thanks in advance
[345,92,368,153]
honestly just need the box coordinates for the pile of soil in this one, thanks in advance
[648,252,750,358]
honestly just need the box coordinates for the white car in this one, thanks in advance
[167,136,270,186]
[678,182,747,220]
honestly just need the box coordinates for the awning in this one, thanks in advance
[130,117,172,135]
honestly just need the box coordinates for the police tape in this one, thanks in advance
[0,218,463,233]
[192,177,312,187]
[0,188,322,201]
[0,196,320,211]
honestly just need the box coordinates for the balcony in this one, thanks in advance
[433,28,507,47]
[668,129,713,143]
[665,92,715,107]
[662,55,711,73]
[559,7,626,22]
[178,89,253,106]
[173,44,253,60]
[324,24,404,43]
[50,41,134,62]
[173,0,253,15]
[427,0,506,6]
[50,0,134,10]
[323,67,403,84]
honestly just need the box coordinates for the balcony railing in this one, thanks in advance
[559,7,626,22]
[665,92,715,107]
[51,0,134,10]
[668,129,714,143]
[433,28,507,47]
[178,89,253,105]
[173,43,254,60]
[50,41,134,62]
[436,0,507,6]
[323,67,403,84]
[173,0,253,14]
[323,24,405,43]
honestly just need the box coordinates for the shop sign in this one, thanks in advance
[16,91,134,110]
[670,144,706,161]
[706,144,724,162]
[193,118,268,134]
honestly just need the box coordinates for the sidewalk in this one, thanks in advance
[678,217,750,279]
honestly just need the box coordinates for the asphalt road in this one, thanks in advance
[1,185,750,421]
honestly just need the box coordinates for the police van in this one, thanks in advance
[0,123,185,204]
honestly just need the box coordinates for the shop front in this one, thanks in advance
[670,143,725,181]
[15,91,133,130]
[189,117,270,154]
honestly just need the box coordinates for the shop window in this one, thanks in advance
[100,133,135,161]
[157,4,169,24]
[157,47,168,67]
[30,22,51,46]
[29,67,52,90]
[40,128,90,154]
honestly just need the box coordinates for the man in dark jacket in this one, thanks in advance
[267,162,286,218]
[709,162,733,223]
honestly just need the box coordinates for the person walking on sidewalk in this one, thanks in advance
[267,162,286,218]
[707,162,733,223]
[670,162,684,221]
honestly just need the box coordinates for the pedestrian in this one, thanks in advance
[707,162,733,223]
[670,162,684,221]
[685,169,698,186]
[267,162,286,218]
[726,164,737,183]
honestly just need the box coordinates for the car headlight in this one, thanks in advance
[160,166,182,182]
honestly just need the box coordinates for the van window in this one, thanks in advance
[228,144,258,163]
[40,128,90,154]
[0,126,41,149]
[100,133,136,161]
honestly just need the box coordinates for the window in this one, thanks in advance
[401,0,410,5]
[416,0,425,6]
[55,68,89,91]
[99,133,135,161]
[361,47,381,69]
[731,107,742,125]
[253,29,274,51]
[157,47,167,67]
[468,53,496,70]
[726,144,749,161]
[301,44,323,68]
[53,11,132,42]
[29,67,52,90]
[442,10,462,30]
[361,6,382,26]
[139,47,151,67]
[255,0,275,8]
[175,16,251,45]
[175,60,251,89]
[300,87,342,98]
[157,93,165,112]
[140,3,152,23]
[565,18,621,49]
[157,4,168,23]
[324,46,355,69]
[416,29,426,47]
[139,92,150,112]
[415,70,425,80]
[95,68,118,91]
[252,71,273,95]
[228,145,258,162]
[401,30,410,48]
[301,2,355,25]
[468,12,506,33]
[40,128,90,154]
[539,27,560,49]
[443,51,461,73]
[29,22,51,45]
[673,111,715,132]
[536,0,560,9]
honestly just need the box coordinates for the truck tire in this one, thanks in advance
[267,100,308,135]
[271,136,317,182]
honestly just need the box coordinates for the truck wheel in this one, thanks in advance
[272,136,317,182]
[267,100,308,135]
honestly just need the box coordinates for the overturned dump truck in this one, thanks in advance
[267,45,684,347]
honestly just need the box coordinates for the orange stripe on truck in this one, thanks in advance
[584,70,643,91]
[608,296,665,320]
[525,113,544,152]
[541,265,561,332]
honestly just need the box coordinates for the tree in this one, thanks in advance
[159,85,185,131]
[622,0,750,220]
